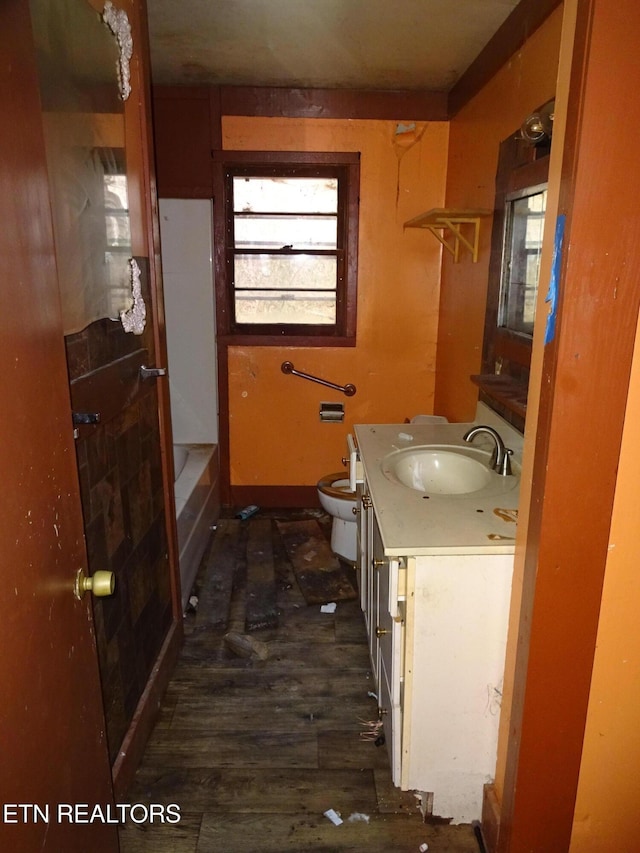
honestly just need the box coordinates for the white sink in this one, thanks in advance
[381,445,494,495]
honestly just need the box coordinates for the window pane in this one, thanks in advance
[235,290,336,325]
[500,189,547,335]
[233,177,337,214]
[235,213,337,250]
[234,254,337,291]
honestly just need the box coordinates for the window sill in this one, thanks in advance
[218,333,356,348]
[471,374,528,420]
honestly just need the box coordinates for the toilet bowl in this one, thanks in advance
[317,471,358,563]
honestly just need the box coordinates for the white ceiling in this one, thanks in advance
[146,0,521,91]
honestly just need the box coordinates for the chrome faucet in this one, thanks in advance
[463,425,513,476]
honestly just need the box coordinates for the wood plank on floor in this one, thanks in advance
[195,519,242,630]
[162,666,375,701]
[142,730,318,769]
[317,730,392,771]
[196,812,478,853]
[126,767,379,814]
[245,519,278,631]
[167,683,380,732]
[173,639,371,675]
[118,812,202,853]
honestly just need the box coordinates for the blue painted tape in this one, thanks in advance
[544,214,566,345]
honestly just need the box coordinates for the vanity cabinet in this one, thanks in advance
[353,418,520,823]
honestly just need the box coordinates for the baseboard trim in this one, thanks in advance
[229,485,321,508]
[111,619,183,799]
[481,782,501,853]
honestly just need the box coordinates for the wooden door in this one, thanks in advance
[27,0,182,796]
[0,2,118,851]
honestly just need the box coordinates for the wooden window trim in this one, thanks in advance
[213,150,360,346]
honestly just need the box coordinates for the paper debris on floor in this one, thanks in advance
[324,808,343,826]
[347,812,370,823]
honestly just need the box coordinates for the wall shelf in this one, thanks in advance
[404,208,491,262]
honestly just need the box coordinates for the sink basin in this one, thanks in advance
[382,445,493,495]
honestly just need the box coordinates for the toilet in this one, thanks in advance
[317,471,358,563]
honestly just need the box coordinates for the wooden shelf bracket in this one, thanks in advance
[404,208,491,263]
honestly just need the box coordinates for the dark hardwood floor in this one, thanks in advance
[119,509,481,852]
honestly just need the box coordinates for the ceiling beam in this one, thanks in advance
[219,86,448,121]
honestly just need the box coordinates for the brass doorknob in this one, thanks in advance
[74,569,116,600]
[375,626,389,638]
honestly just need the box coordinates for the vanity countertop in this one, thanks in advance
[354,421,521,557]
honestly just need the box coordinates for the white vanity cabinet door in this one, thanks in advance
[400,553,513,821]
[368,506,385,687]
[376,553,405,785]
[358,480,380,684]
[379,651,402,784]
[356,483,369,618]
[376,556,404,705]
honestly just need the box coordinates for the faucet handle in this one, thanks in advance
[498,448,513,476]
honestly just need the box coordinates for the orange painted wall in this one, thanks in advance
[569,324,640,849]
[435,7,564,422]
[222,117,449,486]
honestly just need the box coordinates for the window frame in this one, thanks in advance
[213,150,360,346]
[498,181,548,337]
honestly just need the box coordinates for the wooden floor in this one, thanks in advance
[119,509,481,852]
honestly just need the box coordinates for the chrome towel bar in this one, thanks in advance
[281,361,356,397]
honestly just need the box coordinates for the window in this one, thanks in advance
[499,185,547,336]
[214,152,360,344]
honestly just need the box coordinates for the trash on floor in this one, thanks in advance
[184,594,199,615]
[223,631,269,660]
[323,808,343,826]
[277,519,358,605]
[347,812,370,823]
[358,716,384,741]
[236,504,260,520]
[320,602,337,613]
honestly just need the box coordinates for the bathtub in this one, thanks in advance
[172,444,220,613]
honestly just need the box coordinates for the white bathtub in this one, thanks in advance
[172,444,220,613]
